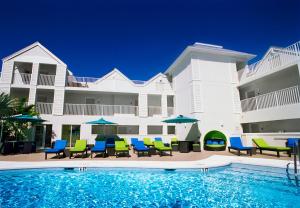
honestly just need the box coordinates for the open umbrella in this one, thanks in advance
[85,117,116,135]
[162,115,198,124]
[86,117,116,125]
[7,114,46,123]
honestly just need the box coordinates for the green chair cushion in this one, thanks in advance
[143,138,153,146]
[253,138,290,151]
[70,140,87,152]
[154,141,172,151]
[115,141,129,151]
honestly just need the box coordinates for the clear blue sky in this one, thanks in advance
[0,0,299,80]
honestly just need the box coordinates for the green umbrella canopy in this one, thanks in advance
[162,115,198,124]
[6,114,46,123]
[85,117,116,125]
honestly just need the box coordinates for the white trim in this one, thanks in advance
[0,155,292,170]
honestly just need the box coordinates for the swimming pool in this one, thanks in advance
[0,164,299,208]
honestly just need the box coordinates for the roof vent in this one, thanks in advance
[193,42,223,49]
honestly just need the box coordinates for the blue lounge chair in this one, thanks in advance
[106,138,115,148]
[228,137,253,156]
[91,141,106,158]
[287,138,299,148]
[45,140,67,160]
[131,138,139,147]
[155,137,162,141]
[134,141,150,157]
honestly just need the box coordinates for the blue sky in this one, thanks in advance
[0,0,299,80]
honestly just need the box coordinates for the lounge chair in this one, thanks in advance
[154,137,162,141]
[252,138,291,157]
[120,138,130,148]
[131,138,139,147]
[134,141,150,157]
[91,141,106,158]
[115,141,130,157]
[287,138,300,154]
[228,137,253,156]
[171,137,179,151]
[45,140,67,160]
[143,138,154,147]
[69,140,87,158]
[154,141,172,156]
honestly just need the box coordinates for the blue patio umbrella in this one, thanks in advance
[162,115,198,124]
[86,117,116,125]
[7,114,46,123]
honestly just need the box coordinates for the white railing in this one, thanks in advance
[38,74,56,86]
[241,85,300,112]
[64,104,139,116]
[66,76,99,87]
[241,41,300,82]
[36,102,53,114]
[13,73,31,85]
[148,106,162,116]
[167,107,174,116]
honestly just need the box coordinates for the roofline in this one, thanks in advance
[165,45,256,74]
[2,41,67,66]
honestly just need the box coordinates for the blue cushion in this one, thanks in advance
[45,149,63,153]
[155,137,162,141]
[230,137,252,150]
[45,140,67,153]
[92,141,106,151]
[134,141,149,151]
[212,141,219,145]
[206,140,213,145]
[219,141,225,145]
[287,138,299,147]
[131,138,139,146]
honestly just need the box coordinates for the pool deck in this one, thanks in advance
[0,150,294,170]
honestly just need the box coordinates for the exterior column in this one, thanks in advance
[0,60,14,94]
[161,94,168,118]
[138,93,148,117]
[53,89,65,115]
[30,63,39,86]
[28,87,37,105]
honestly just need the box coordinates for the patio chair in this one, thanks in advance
[69,140,87,159]
[115,141,130,157]
[154,137,162,141]
[120,138,130,148]
[45,140,67,159]
[91,141,106,158]
[131,138,139,147]
[134,141,150,157]
[143,138,154,147]
[252,138,291,157]
[171,137,179,151]
[228,137,253,156]
[154,141,172,156]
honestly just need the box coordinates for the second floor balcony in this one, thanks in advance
[38,74,55,86]
[13,72,31,85]
[241,85,300,112]
[36,102,53,114]
[64,103,139,116]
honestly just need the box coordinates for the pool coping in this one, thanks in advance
[0,155,293,170]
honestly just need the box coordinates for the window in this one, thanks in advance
[62,125,81,147]
[117,125,139,134]
[92,125,117,134]
[148,125,163,135]
[86,98,95,104]
[167,126,176,134]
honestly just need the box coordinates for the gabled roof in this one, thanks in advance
[94,68,137,86]
[165,42,256,74]
[2,41,66,66]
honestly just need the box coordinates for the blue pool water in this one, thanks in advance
[0,164,299,208]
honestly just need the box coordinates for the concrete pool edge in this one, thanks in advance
[0,155,291,170]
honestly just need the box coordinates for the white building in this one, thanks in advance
[0,41,299,148]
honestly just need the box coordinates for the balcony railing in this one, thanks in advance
[38,74,55,86]
[240,41,300,83]
[148,106,162,116]
[167,107,174,116]
[13,73,31,85]
[66,76,98,87]
[241,85,300,112]
[36,102,53,114]
[64,104,139,116]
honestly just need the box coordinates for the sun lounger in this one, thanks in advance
[45,140,67,160]
[131,138,139,147]
[91,141,106,158]
[115,141,130,157]
[69,140,87,158]
[134,141,150,157]
[228,137,253,156]
[143,138,154,146]
[253,138,291,157]
[154,141,172,156]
